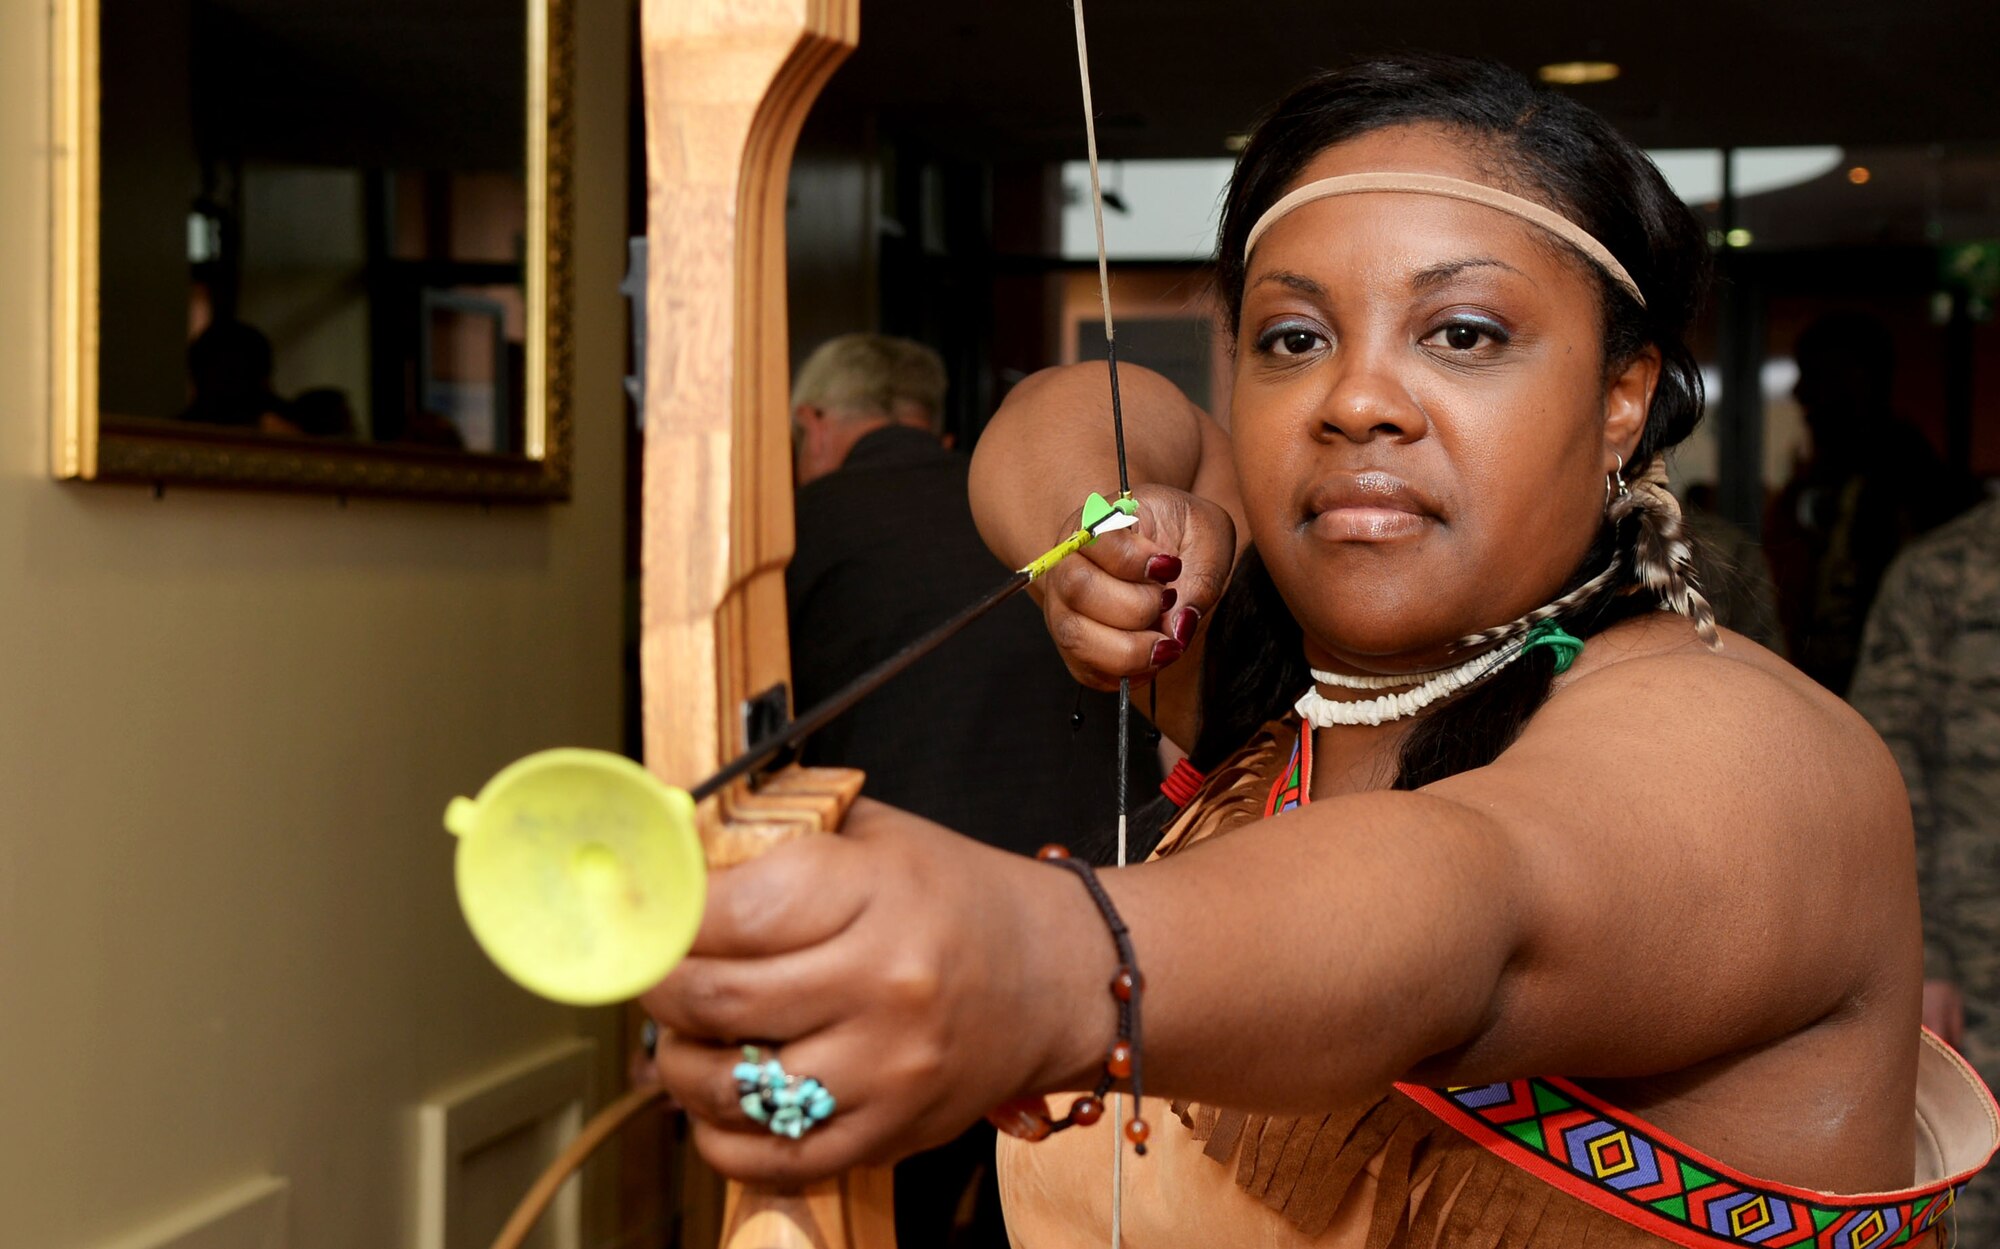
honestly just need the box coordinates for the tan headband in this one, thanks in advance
[1243,173,1646,308]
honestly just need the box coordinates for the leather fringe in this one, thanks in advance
[1170,1092,1661,1247]
[1152,725,1294,860]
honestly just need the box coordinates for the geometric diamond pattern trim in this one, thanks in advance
[1398,1077,1973,1249]
[1263,730,1311,817]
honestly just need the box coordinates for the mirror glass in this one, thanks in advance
[70,0,568,497]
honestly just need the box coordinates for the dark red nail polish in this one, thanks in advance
[1145,554,1182,584]
[1172,607,1201,647]
[1160,588,1177,614]
[1149,639,1184,667]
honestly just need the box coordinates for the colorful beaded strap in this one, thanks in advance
[1271,719,1983,1247]
[1265,727,1312,817]
[1397,1077,1966,1249]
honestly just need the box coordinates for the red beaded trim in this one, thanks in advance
[1159,757,1206,807]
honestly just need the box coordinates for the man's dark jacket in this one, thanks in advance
[787,424,1155,856]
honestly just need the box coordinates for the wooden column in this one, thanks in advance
[638,2,894,1246]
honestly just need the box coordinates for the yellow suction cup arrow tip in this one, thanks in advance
[447,748,707,1006]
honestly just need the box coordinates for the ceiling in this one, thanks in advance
[827,0,2000,162]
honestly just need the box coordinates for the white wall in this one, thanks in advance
[0,1,633,1244]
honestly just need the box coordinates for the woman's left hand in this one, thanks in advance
[640,799,1111,1184]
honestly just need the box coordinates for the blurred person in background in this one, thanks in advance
[786,333,1160,1248]
[178,319,292,432]
[1682,481,1785,652]
[1764,312,1979,694]
[1851,494,2000,1246]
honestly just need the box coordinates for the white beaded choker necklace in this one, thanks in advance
[1294,620,1583,729]
[1295,637,1530,728]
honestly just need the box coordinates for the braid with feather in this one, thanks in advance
[1609,455,1722,648]
[1451,553,1623,650]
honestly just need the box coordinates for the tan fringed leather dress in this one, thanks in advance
[997,720,2000,1249]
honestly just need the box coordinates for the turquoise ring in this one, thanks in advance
[732,1046,838,1140]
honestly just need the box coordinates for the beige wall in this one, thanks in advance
[0,1,633,1244]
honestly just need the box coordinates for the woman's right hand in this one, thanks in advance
[969,362,1248,745]
[1040,483,1236,691]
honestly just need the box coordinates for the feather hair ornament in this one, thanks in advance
[1454,455,1720,652]
[1452,554,1624,651]
[1610,454,1722,649]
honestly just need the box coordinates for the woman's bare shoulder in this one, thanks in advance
[1558,613,1874,739]
[1530,612,1909,841]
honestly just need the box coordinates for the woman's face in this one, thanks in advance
[1229,124,1655,671]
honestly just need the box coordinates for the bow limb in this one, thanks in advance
[642,2,894,1247]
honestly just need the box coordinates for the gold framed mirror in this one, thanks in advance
[52,0,573,501]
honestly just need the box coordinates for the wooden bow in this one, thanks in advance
[638,2,894,1246]
[505,3,1126,1244]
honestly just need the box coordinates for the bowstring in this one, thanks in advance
[1070,0,1132,500]
[1069,3,1131,1245]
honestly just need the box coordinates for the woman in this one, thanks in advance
[645,57,1994,1245]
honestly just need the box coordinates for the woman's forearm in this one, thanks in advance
[1020,789,1522,1113]
[969,363,1219,567]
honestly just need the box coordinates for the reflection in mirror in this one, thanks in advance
[58,0,570,499]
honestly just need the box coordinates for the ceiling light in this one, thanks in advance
[1224,133,1251,154]
[1538,61,1620,85]
[1847,166,1871,185]
[1725,228,1754,248]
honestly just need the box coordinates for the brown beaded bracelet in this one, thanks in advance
[985,843,1149,1155]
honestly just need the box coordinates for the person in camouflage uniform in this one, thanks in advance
[1851,494,2000,1244]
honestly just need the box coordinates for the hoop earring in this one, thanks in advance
[1603,452,1630,514]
